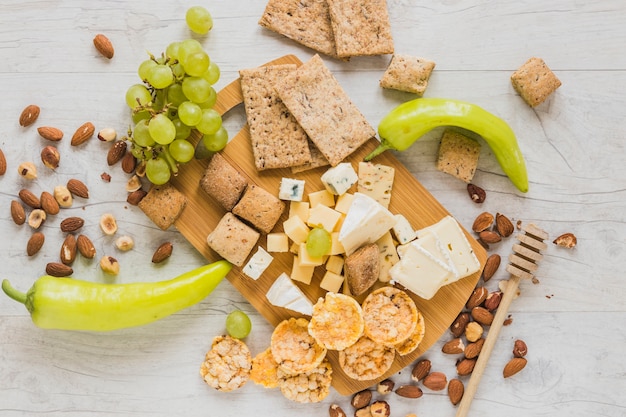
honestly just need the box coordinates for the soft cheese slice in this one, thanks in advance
[266,273,314,316]
[338,192,397,255]
[414,230,459,281]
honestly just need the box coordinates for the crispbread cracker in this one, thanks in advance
[275,54,375,166]
[511,57,562,107]
[327,0,394,58]
[291,140,330,173]
[436,129,481,183]
[138,183,187,230]
[258,0,338,58]
[206,212,260,267]
[380,54,436,96]
[200,152,248,210]
[240,64,312,171]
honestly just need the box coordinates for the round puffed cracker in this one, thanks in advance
[200,335,251,392]
[250,347,280,388]
[270,317,327,375]
[395,310,426,356]
[277,359,333,403]
[308,292,364,351]
[338,335,395,381]
[362,286,418,347]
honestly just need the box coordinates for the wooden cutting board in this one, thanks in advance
[167,55,487,395]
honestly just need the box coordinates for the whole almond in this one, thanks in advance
[411,359,431,382]
[46,262,73,277]
[60,234,77,265]
[471,306,494,326]
[423,372,447,391]
[495,213,514,237]
[442,338,465,354]
[450,312,471,338]
[127,189,147,206]
[328,404,347,417]
[19,189,41,209]
[107,141,127,166]
[484,291,503,311]
[513,340,528,358]
[19,104,40,127]
[479,230,502,244]
[93,34,114,59]
[466,286,488,309]
[121,152,137,174]
[464,338,485,359]
[152,242,173,263]
[482,253,501,282]
[472,212,494,233]
[503,357,527,378]
[351,389,372,409]
[41,145,60,169]
[395,384,423,399]
[10,200,26,225]
[447,379,464,405]
[71,122,96,146]
[456,358,477,376]
[37,126,64,142]
[60,216,84,233]
[67,178,89,199]
[40,191,60,215]
[0,148,6,175]
[27,232,45,256]
[77,234,96,259]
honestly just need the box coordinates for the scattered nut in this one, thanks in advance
[394,384,423,399]
[479,230,502,244]
[466,286,488,309]
[115,235,134,251]
[456,358,477,376]
[46,262,73,277]
[100,255,120,275]
[60,234,77,265]
[71,122,95,146]
[135,160,146,177]
[503,357,527,378]
[464,338,485,359]
[28,209,46,229]
[18,162,37,180]
[351,389,372,409]
[152,242,173,263]
[513,340,528,358]
[482,253,501,282]
[447,378,464,405]
[376,379,395,395]
[100,213,118,235]
[10,200,26,225]
[354,406,372,417]
[465,321,484,342]
[411,358,431,382]
[553,232,577,248]
[467,183,486,203]
[93,33,114,59]
[77,234,96,259]
[483,291,502,311]
[121,152,137,174]
[328,404,347,417]
[41,145,60,169]
[19,104,40,127]
[0,148,6,175]
[126,175,142,192]
[472,212,494,233]
[101,172,112,182]
[40,191,60,215]
[423,372,447,391]
[471,306,494,326]
[127,189,147,206]
[442,338,465,354]
[98,127,117,142]
[67,178,89,199]
[53,185,73,208]
[369,400,390,417]
[107,141,127,166]
[450,312,471,338]
[27,232,45,256]
[495,213,514,237]
[18,189,41,209]
[37,126,64,142]
[60,216,85,233]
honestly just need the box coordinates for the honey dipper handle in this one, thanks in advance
[455,274,521,417]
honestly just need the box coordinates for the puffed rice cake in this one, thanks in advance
[270,317,327,375]
[250,347,280,388]
[395,310,426,356]
[200,335,252,392]
[338,335,395,381]
[277,359,333,403]
[362,286,418,347]
[308,292,365,351]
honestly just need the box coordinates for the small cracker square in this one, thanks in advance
[232,185,286,234]
[275,54,376,166]
[380,54,436,96]
[200,152,248,211]
[258,0,338,58]
[436,129,481,183]
[326,0,394,58]
[206,212,260,267]
[240,65,312,171]
[138,183,187,230]
[511,57,561,107]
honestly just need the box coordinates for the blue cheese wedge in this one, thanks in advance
[320,162,358,195]
[243,246,274,280]
[279,178,306,201]
[357,161,395,208]
[266,273,314,316]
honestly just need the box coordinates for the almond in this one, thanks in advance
[484,290,502,311]
[479,230,502,244]
[10,200,26,225]
[127,189,147,206]
[351,389,372,409]
[37,126,64,141]
[456,358,477,376]
[67,178,89,199]
[495,213,514,237]
[27,232,45,256]
[71,122,95,146]
[472,212,494,233]
[447,378,464,405]
[328,404,347,417]
[553,232,577,248]
[442,338,465,354]
[18,189,40,209]
[60,234,77,265]
[77,234,96,259]
[482,253,501,282]
[41,145,60,169]
[395,384,423,399]
[450,312,471,338]
[107,140,127,166]
[466,286,488,309]
[93,34,114,59]
[369,401,390,417]
[152,242,173,263]
[46,262,73,277]
[411,359,431,382]
[464,338,485,359]
[471,306,494,326]
[40,191,60,215]
[513,340,528,358]
[467,183,486,203]
[423,372,447,391]
[503,357,527,378]
[0,148,6,175]
[121,152,137,174]
[60,216,85,233]
[19,104,40,127]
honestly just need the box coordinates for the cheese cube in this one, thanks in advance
[279,178,306,201]
[342,275,352,296]
[289,201,310,222]
[243,247,274,280]
[291,255,316,284]
[298,243,325,267]
[307,204,342,232]
[320,271,344,293]
[376,231,400,283]
[320,163,358,195]
[283,215,310,244]
[330,232,345,255]
[392,214,416,245]
[308,189,335,207]
[266,273,313,316]
[335,193,354,214]
[333,214,346,232]
[357,162,395,208]
[325,255,345,275]
[267,233,289,253]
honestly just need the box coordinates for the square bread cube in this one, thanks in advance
[200,152,248,211]
[436,130,481,183]
[138,183,187,230]
[380,54,436,96]
[232,185,285,234]
[206,212,260,267]
[511,57,562,107]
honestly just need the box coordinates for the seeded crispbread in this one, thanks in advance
[232,184,285,234]
[138,183,187,230]
[274,54,375,166]
[436,129,481,183]
[206,212,260,267]
[200,152,248,211]
[240,65,312,171]
[511,57,562,107]
[291,140,330,173]
[380,54,436,96]
[326,0,394,58]
[258,0,338,58]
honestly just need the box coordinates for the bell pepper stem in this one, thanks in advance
[2,279,27,305]
[364,139,396,161]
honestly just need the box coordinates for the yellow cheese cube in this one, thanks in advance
[325,255,344,275]
[330,232,345,255]
[335,192,354,214]
[266,232,289,253]
[289,201,310,222]
[283,215,310,244]
[291,255,315,284]
[308,189,335,207]
[320,271,344,293]
[376,231,400,282]
[306,204,342,232]
[290,242,300,254]
[333,213,346,232]
[342,275,352,296]
[298,243,325,266]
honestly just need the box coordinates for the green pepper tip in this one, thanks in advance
[2,279,28,305]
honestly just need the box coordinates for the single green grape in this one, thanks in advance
[182,76,212,104]
[178,101,203,126]
[306,227,332,257]
[147,64,174,89]
[125,84,152,109]
[132,109,151,124]
[177,39,203,67]
[168,139,195,163]
[196,108,222,135]
[148,114,176,145]
[132,119,155,147]
[165,41,180,60]
[145,157,171,185]
[171,63,186,79]
[167,83,187,107]
[186,6,214,35]
[197,87,217,109]
[202,126,228,152]
[183,51,210,77]
[138,59,157,81]
[225,310,251,339]
[172,118,192,141]
[202,61,220,85]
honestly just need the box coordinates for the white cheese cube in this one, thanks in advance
[266,273,313,316]
[357,162,395,208]
[307,204,342,232]
[392,214,416,245]
[308,189,335,207]
[279,178,306,201]
[283,215,310,244]
[243,246,274,280]
[320,271,344,293]
[320,163,358,195]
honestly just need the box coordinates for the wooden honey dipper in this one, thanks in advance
[455,223,549,417]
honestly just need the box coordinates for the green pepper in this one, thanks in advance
[365,98,529,193]
[1,260,232,331]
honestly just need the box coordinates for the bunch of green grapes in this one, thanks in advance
[125,25,227,185]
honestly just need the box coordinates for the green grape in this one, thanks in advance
[165,41,180,60]
[183,50,210,77]
[132,109,151,124]
[171,63,186,79]
[178,101,203,126]
[225,310,251,339]
[202,126,228,152]
[160,146,179,175]
[147,64,174,89]
[133,119,155,147]
[196,108,222,135]
[167,83,187,107]
[148,114,176,145]
[131,145,153,161]
[172,118,192,140]
[305,227,332,257]
[202,61,220,85]
[182,76,212,103]
[125,84,152,109]
[197,87,217,109]
[145,157,171,185]
[177,39,203,67]
[168,139,195,163]
[138,59,157,81]
[186,6,214,35]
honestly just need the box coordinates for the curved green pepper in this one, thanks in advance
[365,98,529,193]
[1,260,232,331]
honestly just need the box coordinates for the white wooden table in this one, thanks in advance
[1,1,625,416]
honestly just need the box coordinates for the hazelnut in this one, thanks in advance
[17,162,37,180]
[513,340,528,358]
[97,127,117,142]
[28,209,46,229]
[465,321,484,342]
[100,213,118,235]
[376,379,395,395]
[53,185,73,208]
[100,255,120,275]
[115,235,135,251]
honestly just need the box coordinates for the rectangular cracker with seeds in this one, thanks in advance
[240,64,312,171]
[274,54,376,167]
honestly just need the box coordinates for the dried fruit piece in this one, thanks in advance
[553,232,577,248]
[27,232,45,256]
[98,127,117,142]
[411,359,431,382]
[423,372,447,391]
[18,189,41,209]
[10,200,26,225]
[447,378,464,405]
[482,253,501,282]
[53,185,73,208]
[19,104,40,127]
[71,122,95,146]
[495,213,514,237]
[41,145,60,169]
[60,217,85,233]
[107,141,127,166]
[101,172,111,182]
[40,191,60,215]
[77,234,96,259]
[37,126,64,141]
[46,262,73,277]
[60,234,77,265]
[67,178,89,199]
[467,183,486,203]
[18,162,37,180]
[152,242,173,263]
[93,34,114,59]
[472,212,494,233]
[99,255,120,275]
[28,209,46,229]
[100,213,118,235]
[503,357,527,378]
[513,340,528,358]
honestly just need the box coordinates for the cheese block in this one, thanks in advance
[320,162,358,195]
[392,214,416,245]
[265,273,314,316]
[243,246,274,280]
[357,161,395,208]
[279,178,306,201]
[414,230,458,281]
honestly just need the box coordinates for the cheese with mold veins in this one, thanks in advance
[321,162,358,195]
